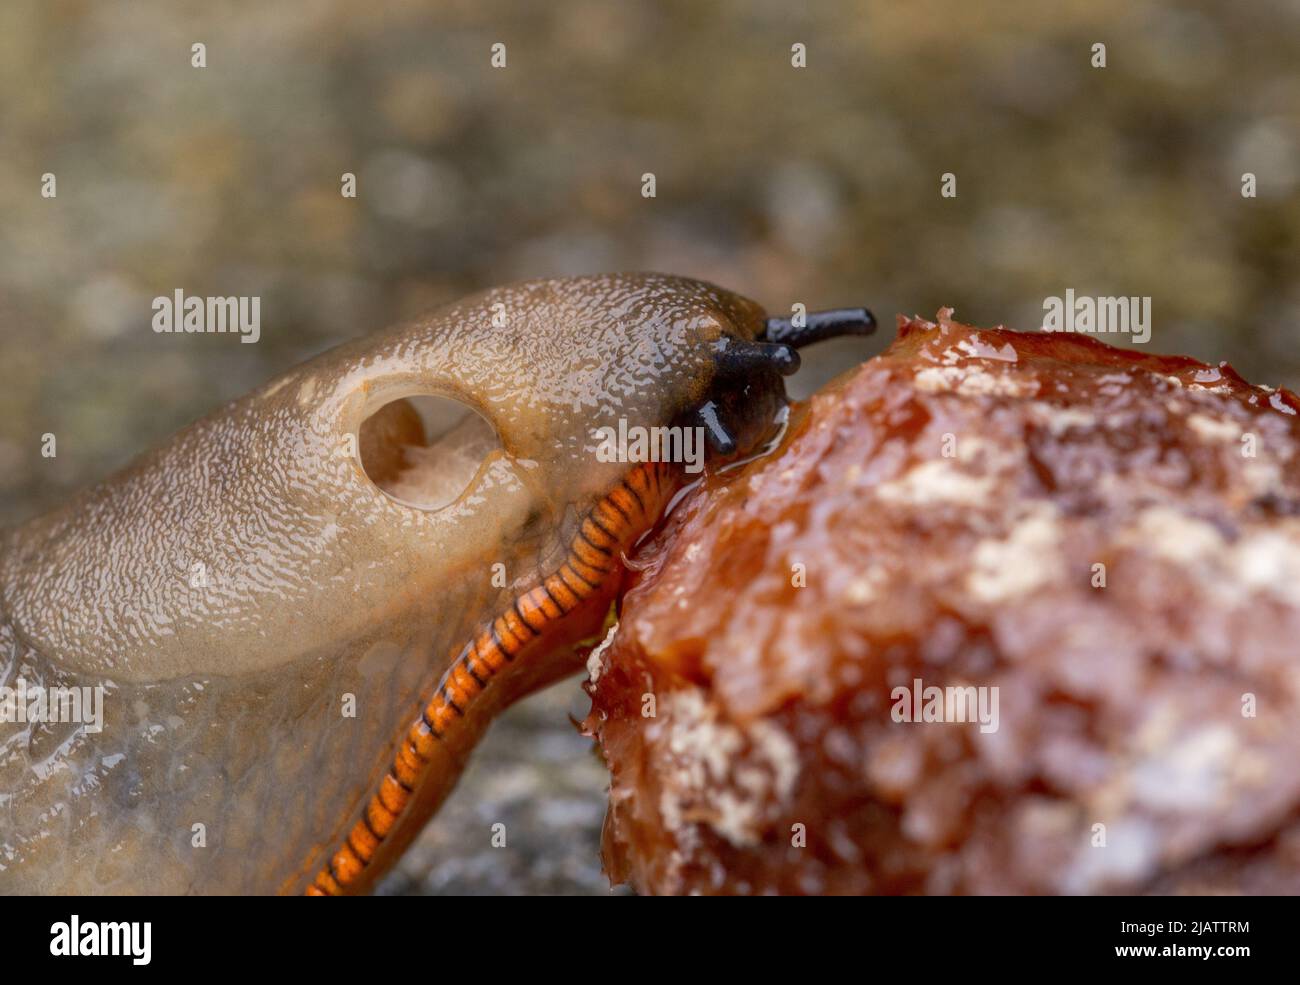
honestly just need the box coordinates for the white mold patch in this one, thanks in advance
[966,504,1064,603]
[914,365,1039,398]
[1130,724,1240,812]
[1123,507,1225,565]
[1226,528,1300,607]
[1063,817,1160,894]
[656,688,800,848]
[875,459,996,507]
[1028,403,1098,436]
[1186,413,1243,443]
[586,622,619,685]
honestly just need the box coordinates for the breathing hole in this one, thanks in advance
[357,394,498,511]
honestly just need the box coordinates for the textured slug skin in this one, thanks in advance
[0,273,767,894]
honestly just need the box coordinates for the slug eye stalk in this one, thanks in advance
[711,337,801,378]
[762,307,876,349]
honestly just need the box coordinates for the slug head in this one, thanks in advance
[342,273,876,572]
[683,298,877,464]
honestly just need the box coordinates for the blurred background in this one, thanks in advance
[2,0,1298,892]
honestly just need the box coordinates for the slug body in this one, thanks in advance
[0,273,871,894]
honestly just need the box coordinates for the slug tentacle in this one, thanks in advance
[762,307,877,348]
[711,338,801,378]
[308,460,678,895]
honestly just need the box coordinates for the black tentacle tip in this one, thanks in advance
[762,307,877,349]
[712,338,801,378]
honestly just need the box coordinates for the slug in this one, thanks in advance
[0,273,872,894]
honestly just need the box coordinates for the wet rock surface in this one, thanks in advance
[588,312,1300,894]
